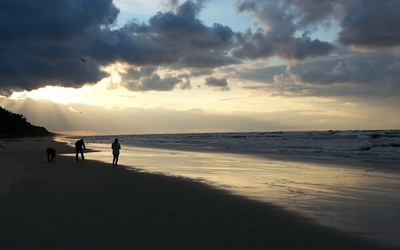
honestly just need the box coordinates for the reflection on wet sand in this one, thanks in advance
[75,144,400,246]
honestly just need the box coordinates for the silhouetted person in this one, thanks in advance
[75,139,86,161]
[46,147,56,162]
[112,138,121,167]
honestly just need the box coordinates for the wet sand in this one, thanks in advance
[0,137,396,249]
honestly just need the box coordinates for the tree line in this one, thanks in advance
[0,106,53,137]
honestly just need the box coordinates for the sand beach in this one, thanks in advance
[0,137,397,249]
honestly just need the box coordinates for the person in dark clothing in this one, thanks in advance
[111,138,121,167]
[75,139,86,161]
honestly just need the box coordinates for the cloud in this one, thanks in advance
[1,0,399,94]
[205,77,229,91]
[120,66,184,91]
[0,0,242,92]
[235,0,400,54]
[238,47,400,99]
[337,0,400,49]
[291,50,400,89]
[234,0,335,60]
[0,0,119,91]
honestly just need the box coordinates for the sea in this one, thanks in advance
[62,130,400,246]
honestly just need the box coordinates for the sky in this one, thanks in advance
[1,0,400,135]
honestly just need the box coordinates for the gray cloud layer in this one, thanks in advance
[0,0,399,93]
[240,48,400,101]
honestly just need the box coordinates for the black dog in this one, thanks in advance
[46,148,56,162]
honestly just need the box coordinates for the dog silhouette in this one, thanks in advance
[46,148,56,162]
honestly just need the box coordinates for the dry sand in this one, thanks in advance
[0,137,397,249]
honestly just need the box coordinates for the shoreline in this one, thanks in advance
[0,137,397,249]
[86,140,399,173]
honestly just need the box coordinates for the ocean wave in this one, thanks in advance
[70,130,400,166]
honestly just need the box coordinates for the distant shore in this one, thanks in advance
[0,137,397,249]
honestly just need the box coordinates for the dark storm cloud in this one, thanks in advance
[0,0,240,92]
[0,0,119,90]
[1,0,399,93]
[0,0,119,42]
[337,0,400,49]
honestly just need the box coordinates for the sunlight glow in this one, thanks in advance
[10,86,87,104]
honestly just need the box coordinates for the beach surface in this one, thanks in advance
[0,137,397,249]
